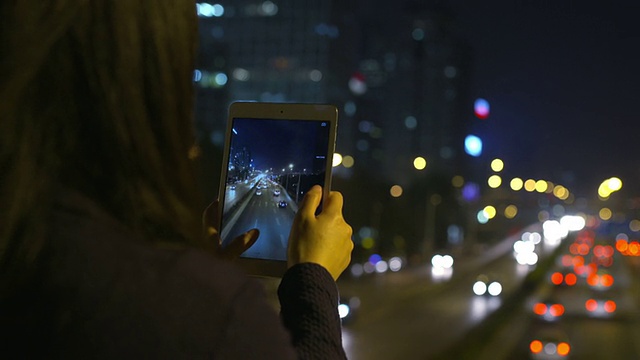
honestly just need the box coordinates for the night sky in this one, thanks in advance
[443,0,640,197]
[231,118,330,173]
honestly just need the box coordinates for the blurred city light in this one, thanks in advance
[464,135,483,157]
[560,215,586,231]
[543,220,569,244]
[344,101,356,116]
[488,175,502,188]
[599,207,612,221]
[490,158,504,172]
[350,263,364,277]
[553,185,570,200]
[487,282,502,296]
[361,237,375,249]
[474,98,490,119]
[349,72,367,95]
[232,68,250,81]
[504,205,518,219]
[598,177,623,198]
[431,254,454,269]
[477,210,489,224]
[338,303,350,319]
[375,260,389,273]
[523,179,535,192]
[197,3,224,17]
[404,116,417,129]
[388,257,403,272]
[452,175,464,188]
[510,177,524,191]
[342,155,355,168]
[413,156,427,170]
[472,281,487,295]
[309,69,323,81]
[535,180,548,193]
[483,205,496,219]
[390,185,403,198]
[332,153,343,167]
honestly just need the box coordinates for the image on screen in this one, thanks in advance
[220,117,331,261]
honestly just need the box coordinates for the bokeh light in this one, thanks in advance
[488,175,502,188]
[342,155,355,168]
[413,156,427,170]
[474,98,490,119]
[490,158,504,172]
[483,205,496,219]
[390,185,403,198]
[504,205,518,219]
[535,180,548,193]
[464,135,483,157]
[452,175,464,188]
[510,177,523,191]
[524,179,536,192]
[599,208,612,221]
[332,153,343,167]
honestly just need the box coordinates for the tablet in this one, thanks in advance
[216,101,338,277]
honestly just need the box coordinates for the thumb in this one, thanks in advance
[220,229,260,260]
[298,185,323,219]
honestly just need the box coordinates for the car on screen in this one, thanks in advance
[274,189,281,196]
[278,200,287,208]
[256,190,262,196]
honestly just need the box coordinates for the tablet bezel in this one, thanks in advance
[216,101,338,277]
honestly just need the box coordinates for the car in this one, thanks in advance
[273,189,281,196]
[585,296,617,318]
[532,298,565,322]
[586,270,614,290]
[256,190,262,195]
[278,200,287,208]
[230,185,236,190]
[529,329,571,360]
[549,270,578,287]
[472,274,502,296]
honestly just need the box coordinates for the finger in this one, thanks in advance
[298,185,323,219]
[319,190,344,216]
[221,229,260,260]
[203,200,219,231]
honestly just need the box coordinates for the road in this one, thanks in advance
[337,223,640,359]
[223,178,296,261]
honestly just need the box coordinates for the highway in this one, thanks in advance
[221,175,296,261]
[336,222,640,360]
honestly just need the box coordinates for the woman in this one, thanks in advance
[0,1,353,358]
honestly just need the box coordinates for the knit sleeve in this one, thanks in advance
[278,263,347,360]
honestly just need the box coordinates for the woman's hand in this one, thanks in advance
[287,185,354,280]
[203,201,260,260]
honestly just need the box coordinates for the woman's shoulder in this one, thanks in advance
[45,191,278,357]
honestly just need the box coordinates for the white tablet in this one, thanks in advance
[216,101,338,277]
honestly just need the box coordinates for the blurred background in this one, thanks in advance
[193,1,640,358]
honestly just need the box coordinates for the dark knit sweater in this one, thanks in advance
[2,191,347,359]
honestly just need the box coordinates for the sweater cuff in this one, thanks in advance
[278,263,338,303]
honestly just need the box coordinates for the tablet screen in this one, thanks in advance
[219,117,331,261]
